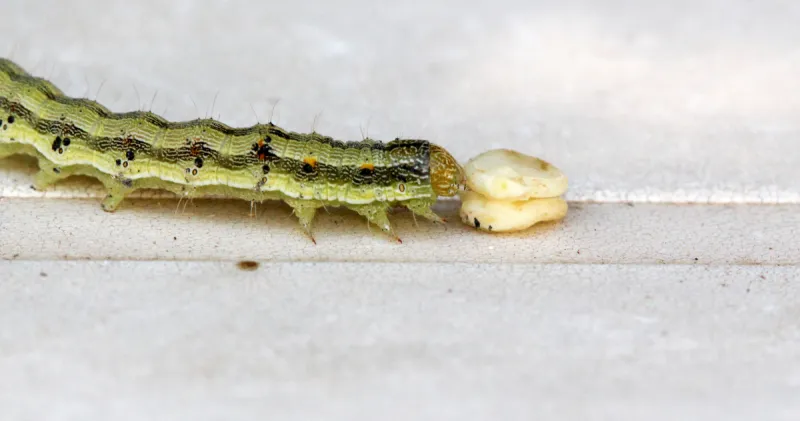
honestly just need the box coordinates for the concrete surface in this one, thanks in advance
[2,196,798,265]
[1,262,799,421]
[1,1,799,420]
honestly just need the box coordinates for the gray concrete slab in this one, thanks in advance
[1,261,799,421]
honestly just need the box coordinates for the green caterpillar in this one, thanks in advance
[0,58,466,243]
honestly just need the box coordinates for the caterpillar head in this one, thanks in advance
[430,144,465,197]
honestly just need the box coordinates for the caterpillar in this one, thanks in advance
[0,58,466,243]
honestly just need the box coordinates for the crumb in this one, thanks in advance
[237,261,259,271]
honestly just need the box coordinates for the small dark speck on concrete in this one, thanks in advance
[40,271,47,277]
[173,237,177,240]
[237,261,260,271]
[447,288,453,293]
[694,257,699,262]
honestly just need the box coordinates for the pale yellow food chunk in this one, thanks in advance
[459,191,568,232]
[463,149,568,200]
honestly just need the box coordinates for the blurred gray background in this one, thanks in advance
[2,0,799,203]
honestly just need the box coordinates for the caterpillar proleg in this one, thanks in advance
[0,58,466,243]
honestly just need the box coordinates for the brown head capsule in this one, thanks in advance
[429,144,465,197]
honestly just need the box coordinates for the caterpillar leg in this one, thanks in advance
[32,159,74,191]
[286,199,322,244]
[99,176,134,212]
[101,188,132,212]
[349,203,402,243]
[405,198,446,224]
